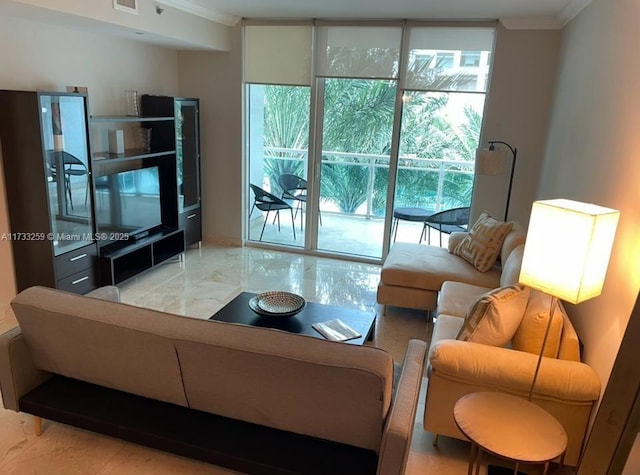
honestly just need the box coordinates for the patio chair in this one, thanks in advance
[249,184,296,241]
[420,206,470,247]
[277,173,321,230]
[46,150,89,212]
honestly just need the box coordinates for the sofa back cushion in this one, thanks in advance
[456,285,530,347]
[172,320,394,451]
[452,212,513,272]
[500,222,527,265]
[500,244,524,287]
[12,287,395,451]
[512,290,565,358]
[557,309,581,362]
[11,287,188,407]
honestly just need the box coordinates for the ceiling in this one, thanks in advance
[0,0,592,52]
[160,0,592,28]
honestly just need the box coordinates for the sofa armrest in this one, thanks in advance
[84,285,121,302]
[429,339,600,402]
[0,327,52,411]
[378,339,427,475]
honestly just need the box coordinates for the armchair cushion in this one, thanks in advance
[456,284,530,347]
[452,212,513,272]
[512,290,565,358]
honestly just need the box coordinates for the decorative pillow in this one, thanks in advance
[456,285,530,347]
[452,212,513,272]
[512,289,564,358]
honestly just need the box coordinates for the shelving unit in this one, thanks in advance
[0,90,99,294]
[90,114,183,285]
[140,96,202,247]
[0,91,199,291]
[89,115,175,157]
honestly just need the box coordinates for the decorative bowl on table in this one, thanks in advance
[249,291,306,317]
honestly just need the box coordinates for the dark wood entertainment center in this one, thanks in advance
[0,90,201,292]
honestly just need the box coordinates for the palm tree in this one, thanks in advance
[262,85,310,194]
[258,78,482,214]
[320,78,396,212]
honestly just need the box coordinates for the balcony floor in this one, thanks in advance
[248,211,452,259]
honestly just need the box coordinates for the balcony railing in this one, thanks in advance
[263,146,475,218]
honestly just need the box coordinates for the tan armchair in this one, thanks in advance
[424,281,601,466]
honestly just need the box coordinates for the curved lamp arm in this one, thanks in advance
[487,140,518,221]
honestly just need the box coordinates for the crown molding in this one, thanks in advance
[557,0,592,27]
[158,0,591,31]
[492,0,593,31]
[156,0,239,26]
[499,16,563,30]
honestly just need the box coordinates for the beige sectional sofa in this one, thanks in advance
[0,286,427,475]
[377,220,600,466]
[377,222,527,312]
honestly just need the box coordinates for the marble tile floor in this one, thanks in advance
[0,244,574,474]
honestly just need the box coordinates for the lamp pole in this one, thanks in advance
[487,141,517,221]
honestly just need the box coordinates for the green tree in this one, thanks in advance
[259,77,483,214]
[262,85,310,194]
[320,79,396,212]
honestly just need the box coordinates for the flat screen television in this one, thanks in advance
[94,165,163,244]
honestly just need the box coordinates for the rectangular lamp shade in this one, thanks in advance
[519,199,620,304]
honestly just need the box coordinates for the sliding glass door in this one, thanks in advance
[391,27,493,247]
[315,79,396,257]
[246,84,310,245]
[314,25,402,258]
[244,26,313,246]
[243,22,495,259]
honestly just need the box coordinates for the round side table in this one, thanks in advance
[391,207,433,242]
[454,392,567,475]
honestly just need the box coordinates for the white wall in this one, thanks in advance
[6,0,231,51]
[473,23,561,225]
[0,12,181,308]
[177,26,244,245]
[540,0,640,391]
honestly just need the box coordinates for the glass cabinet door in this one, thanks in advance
[175,99,200,213]
[39,94,94,256]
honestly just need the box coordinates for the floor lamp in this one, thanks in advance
[485,199,620,475]
[475,141,517,221]
[518,199,620,401]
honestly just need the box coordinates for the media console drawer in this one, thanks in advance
[55,244,98,281]
[57,268,98,294]
[180,208,201,247]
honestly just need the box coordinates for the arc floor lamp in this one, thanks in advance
[475,141,518,221]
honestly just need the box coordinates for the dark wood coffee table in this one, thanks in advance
[209,292,376,345]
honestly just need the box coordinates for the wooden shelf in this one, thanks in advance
[93,149,175,162]
[90,115,174,123]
